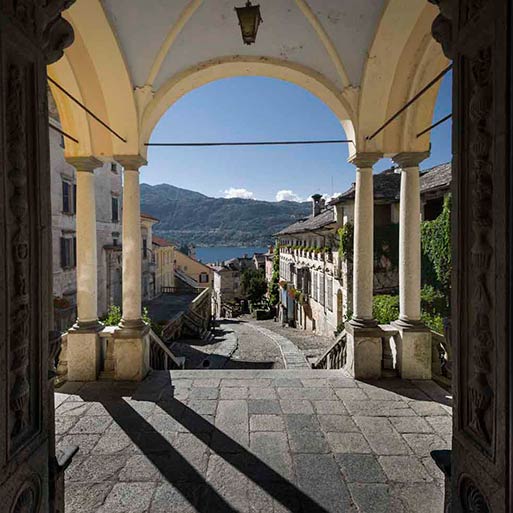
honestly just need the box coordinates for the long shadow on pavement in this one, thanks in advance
[76,382,330,513]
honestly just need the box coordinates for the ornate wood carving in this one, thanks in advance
[10,477,41,513]
[6,61,32,446]
[1,1,75,512]
[467,46,494,448]
[430,0,510,511]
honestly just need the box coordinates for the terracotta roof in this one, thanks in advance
[275,206,336,236]
[152,235,173,247]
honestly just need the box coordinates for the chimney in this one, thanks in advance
[311,194,322,217]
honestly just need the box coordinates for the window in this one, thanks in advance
[73,183,77,213]
[111,162,118,174]
[143,238,148,259]
[59,135,65,148]
[113,238,118,247]
[62,180,72,214]
[60,237,76,269]
[327,277,333,311]
[199,272,209,283]
[319,274,325,306]
[112,196,119,222]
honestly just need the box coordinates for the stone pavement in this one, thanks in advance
[247,318,336,362]
[246,323,310,369]
[57,370,451,513]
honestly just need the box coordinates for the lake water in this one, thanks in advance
[195,246,268,264]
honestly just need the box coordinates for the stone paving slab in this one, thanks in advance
[57,370,451,512]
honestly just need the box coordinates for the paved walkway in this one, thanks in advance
[57,370,451,513]
[246,323,310,369]
[247,318,336,362]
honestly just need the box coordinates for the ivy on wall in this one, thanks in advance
[337,222,354,260]
[268,242,280,306]
[421,195,452,301]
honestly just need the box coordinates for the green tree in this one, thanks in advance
[268,245,280,306]
[421,195,452,303]
[241,268,268,304]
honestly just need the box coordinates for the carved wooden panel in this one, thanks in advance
[0,2,74,512]
[430,0,511,511]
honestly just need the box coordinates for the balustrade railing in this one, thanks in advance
[313,330,347,369]
[149,329,185,370]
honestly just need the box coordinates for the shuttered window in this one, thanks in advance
[327,277,333,311]
[62,181,72,213]
[112,196,119,222]
[60,237,75,269]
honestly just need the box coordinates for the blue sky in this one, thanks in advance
[142,72,452,202]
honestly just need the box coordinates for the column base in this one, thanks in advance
[71,319,104,333]
[118,318,150,338]
[392,320,432,379]
[66,328,101,381]
[113,323,150,381]
[348,316,378,328]
[344,322,383,379]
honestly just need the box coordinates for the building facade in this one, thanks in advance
[276,163,451,338]
[152,236,175,294]
[50,119,123,331]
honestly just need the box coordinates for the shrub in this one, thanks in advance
[103,304,122,326]
[372,295,400,324]
[421,312,444,334]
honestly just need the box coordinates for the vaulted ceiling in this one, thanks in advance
[48,0,448,159]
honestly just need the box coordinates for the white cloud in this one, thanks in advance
[276,190,302,202]
[307,192,343,203]
[224,187,254,199]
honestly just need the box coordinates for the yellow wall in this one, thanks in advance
[155,245,175,292]
[174,250,212,287]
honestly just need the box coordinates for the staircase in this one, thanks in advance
[174,269,202,292]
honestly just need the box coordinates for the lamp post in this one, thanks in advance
[235,1,262,45]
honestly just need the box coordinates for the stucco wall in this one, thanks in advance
[175,250,213,287]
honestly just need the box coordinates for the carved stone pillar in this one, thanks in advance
[392,151,432,380]
[430,0,512,511]
[344,152,384,379]
[113,155,150,381]
[0,2,75,513]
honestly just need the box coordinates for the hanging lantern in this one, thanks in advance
[235,1,262,45]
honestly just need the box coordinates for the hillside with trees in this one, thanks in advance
[140,183,311,247]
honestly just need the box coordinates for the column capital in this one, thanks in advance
[348,152,382,168]
[66,156,102,172]
[115,154,147,170]
[392,151,430,169]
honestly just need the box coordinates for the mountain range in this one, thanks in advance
[140,183,311,247]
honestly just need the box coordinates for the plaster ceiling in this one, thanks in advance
[100,0,387,91]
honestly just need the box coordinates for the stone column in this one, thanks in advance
[66,156,103,381]
[349,153,381,326]
[114,155,150,381]
[344,153,383,379]
[392,151,431,379]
